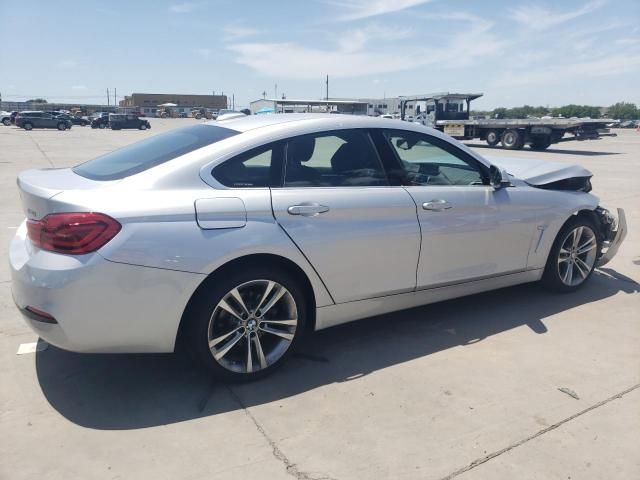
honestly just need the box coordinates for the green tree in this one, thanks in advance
[27,98,47,103]
[552,104,602,118]
[606,102,638,120]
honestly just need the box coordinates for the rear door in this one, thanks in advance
[270,129,421,303]
[378,129,536,288]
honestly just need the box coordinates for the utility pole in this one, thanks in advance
[262,90,266,99]
[275,83,278,100]
[326,75,329,100]
[232,94,235,110]
[114,88,117,106]
[106,88,110,106]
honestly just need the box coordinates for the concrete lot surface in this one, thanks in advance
[1,119,638,480]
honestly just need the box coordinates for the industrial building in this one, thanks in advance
[250,97,407,116]
[119,93,228,116]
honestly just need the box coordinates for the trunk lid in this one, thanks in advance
[17,168,114,220]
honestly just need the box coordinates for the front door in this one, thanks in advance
[379,129,536,289]
[271,129,421,303]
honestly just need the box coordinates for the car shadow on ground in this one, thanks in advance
[35,270,638,430]
[466,144,621,156]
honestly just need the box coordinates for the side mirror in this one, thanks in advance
[490,165,511,189]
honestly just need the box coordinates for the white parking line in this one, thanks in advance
[16,341,48,355]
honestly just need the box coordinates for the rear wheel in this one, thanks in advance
[57,122,66,131]
[542,217,601,292]
[139,123,147,130]
[98,123,106,129]
[23,122,33,131]
[501,129,524,150]
[186,267,307,381]
[485,130,500,146]
[2,118,10,126]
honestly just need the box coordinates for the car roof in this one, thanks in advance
[206,113,409,133]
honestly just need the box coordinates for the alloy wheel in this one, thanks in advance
[557,226,598,286]
[208,279,298,374]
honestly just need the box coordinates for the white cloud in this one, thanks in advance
[330,0,434,21]
[71,85,88,90]
[228,15,503,79]
[223,25,260,41]
[494,54,640,88]
[168,2,197,13]
[509,0,607,30]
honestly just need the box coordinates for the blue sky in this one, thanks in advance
[1,0,638,110]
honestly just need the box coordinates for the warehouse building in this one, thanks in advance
[119,93,227,116]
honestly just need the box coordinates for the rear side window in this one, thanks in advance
[73,124,239,180]
[213,142,283,188]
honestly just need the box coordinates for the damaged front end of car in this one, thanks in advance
[593,207,627,267]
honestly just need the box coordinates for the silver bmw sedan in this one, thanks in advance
[10,114,626,380]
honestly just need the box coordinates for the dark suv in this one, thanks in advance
[109,114,151,130]
[15,111,73,131]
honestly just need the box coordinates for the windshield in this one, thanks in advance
[73,124,239,180]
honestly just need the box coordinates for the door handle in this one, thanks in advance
[422,200,452,211]
[287,204,330,216]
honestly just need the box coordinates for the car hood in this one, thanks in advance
[485,156,592,185]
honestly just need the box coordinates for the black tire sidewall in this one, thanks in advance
[486,130,499,146]
[24,123,33,130]
[186,267,308,381]
[542,216,602,292]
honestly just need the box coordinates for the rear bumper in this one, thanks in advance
[10,221,205,353]
[596,208,627,267]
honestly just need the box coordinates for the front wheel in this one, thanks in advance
[2,118,10,126]
[542,217,601,292]
[23,122,33,131]
[98,123,106,129]
[57,122,67,131]
[139,124,147,130]
[186,267,307,381]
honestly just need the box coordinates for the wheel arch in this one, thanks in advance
[176,253,318,350]
[541,207,601,265]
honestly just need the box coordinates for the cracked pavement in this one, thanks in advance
[1,121,638,479]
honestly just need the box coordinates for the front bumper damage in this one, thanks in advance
[595,207,627,267]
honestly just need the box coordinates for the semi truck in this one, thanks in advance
[400,93,615,150]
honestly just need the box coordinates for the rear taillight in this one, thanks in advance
[26,212,121,254]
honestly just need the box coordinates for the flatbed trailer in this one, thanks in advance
[400,93,616,150]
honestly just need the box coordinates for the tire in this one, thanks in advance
[23,122,33,131]
[57,122,66,131]
[139,124,147,130]
[485,130,500,146]
[98,123,106,129]
[2,118,10,126]
[530,136,552,150]
[501,129,524,149]
[542,216,601,293]
[185,266,308,381]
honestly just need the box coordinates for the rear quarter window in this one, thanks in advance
[73,124,239,180]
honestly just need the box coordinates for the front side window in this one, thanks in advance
[383,130,486,186]
[284,130,388,187]
[73,124,239,180]
[213,142,282,188]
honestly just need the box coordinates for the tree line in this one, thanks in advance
[471,102,638,120]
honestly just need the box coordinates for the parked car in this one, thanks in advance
[15,111,72,130]
[10,115,627,381]
[1,111,12,126]
[54,113,90,126]
[90,115,110,129]
[109,114,151,130]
